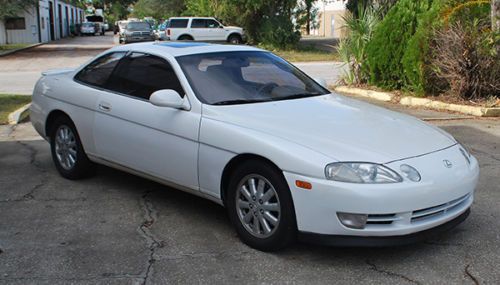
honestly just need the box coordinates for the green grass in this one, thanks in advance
[266,45,339,62]
[0,94,31,124]
[0,43,31,51]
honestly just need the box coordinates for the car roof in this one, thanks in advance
[169,17,215,20]
[110,42,264,57]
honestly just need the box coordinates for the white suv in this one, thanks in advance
[166,17,245,44]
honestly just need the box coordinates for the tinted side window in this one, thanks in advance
[191,19,206,28]
[206,19,219,28]
[169,19,188,28]
[106,53,184,100]
[75,52,125,87]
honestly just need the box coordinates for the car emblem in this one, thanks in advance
[443,160,453,168]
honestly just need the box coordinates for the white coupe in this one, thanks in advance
[30,42,479,251]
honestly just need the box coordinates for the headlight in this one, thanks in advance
[325,162,402,183]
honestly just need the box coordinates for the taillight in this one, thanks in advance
[167,29,170,36]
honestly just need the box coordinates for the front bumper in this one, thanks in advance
[284,144,479,240]
[124,35,155,42]
[298,208,470,247]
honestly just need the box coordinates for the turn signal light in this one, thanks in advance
[295,180,312,190]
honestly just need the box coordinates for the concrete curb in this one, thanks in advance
[8,103,31,125]
[400,97,500,117]
[0,43,43,57]
[335,86,500,117]
[334,86,394,102]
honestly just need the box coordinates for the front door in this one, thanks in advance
[92,52,201,189]
[206,19,226,41]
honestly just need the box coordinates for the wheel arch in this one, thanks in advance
[220,153,283,206]
[227,32,242,42]
[178,34,194,40]
[45,109,72,137]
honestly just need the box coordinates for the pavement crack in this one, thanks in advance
[14,141,48,201]
[137,190,164,285]
[464,264,479,285]
[366,260,421,285]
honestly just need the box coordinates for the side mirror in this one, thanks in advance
[314,77,328,88]
[150,89,190,110]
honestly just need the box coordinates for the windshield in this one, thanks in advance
[127,22,151,31]
[176,51,329,105]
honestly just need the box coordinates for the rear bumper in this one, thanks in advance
[298,208,470,247]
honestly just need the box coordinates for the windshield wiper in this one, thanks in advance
[212,99,271,105]
[270,92,323,102]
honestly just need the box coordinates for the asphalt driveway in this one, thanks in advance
[0,101,499,284]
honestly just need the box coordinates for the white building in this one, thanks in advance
[0,0,84,45]
[310,0,348,38]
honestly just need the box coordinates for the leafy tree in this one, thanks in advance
[295,0,319,35]
[132,0,185,19]
[0,0,37,19]
[182,0,300,47]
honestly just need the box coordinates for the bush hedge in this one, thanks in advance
[365,0,431,90]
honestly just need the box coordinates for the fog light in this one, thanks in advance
[337,212,368,229]
[400,164,421,182]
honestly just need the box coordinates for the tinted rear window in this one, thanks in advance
[169,19,188,28]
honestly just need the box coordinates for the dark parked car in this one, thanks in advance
[119,21,155,44]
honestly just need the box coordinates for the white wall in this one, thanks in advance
[1,7,39,44]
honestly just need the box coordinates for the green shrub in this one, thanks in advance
[365,0,431,90]
[402,0,448,95]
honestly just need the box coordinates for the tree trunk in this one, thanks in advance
[305,1,312,35]
[493,0,500,32]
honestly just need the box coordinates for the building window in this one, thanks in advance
[41,17,45,29]
[6,17,26,30]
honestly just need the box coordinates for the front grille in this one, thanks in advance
[367,213,400,225]
[411,194,470,223]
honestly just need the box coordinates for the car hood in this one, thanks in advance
[202,94,456,163]
[225,26,243,31]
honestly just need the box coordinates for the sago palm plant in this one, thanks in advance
[337,4,380,85]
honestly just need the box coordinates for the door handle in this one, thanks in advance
[98,102,112,112]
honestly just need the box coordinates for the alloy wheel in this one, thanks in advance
[236,174,281,238]
[54,125,77,170]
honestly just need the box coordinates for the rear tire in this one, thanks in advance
[49,116,94,180]
[226,160,297,251]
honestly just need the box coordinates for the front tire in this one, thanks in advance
[226,160,297,251]
[228,34,242,44]
[49,116,94,180]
